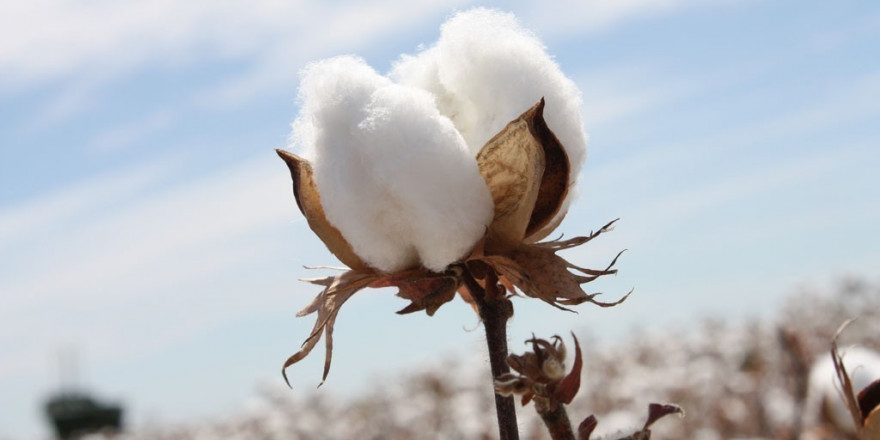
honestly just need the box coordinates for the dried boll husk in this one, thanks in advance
[860,379,880,438]
[476,99,570,253]
[276,149,368,272]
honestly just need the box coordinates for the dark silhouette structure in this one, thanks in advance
[44,392,123,439]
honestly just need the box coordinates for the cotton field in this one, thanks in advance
[76,279,879,440]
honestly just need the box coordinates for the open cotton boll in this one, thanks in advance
[292,56,493,273]
[391,8,587,176]
[293,56,412,271]
[358,85,494,272]
[391,8,587,230]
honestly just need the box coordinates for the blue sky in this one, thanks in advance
[1,0,879,438]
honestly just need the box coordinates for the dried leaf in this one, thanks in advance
[524,98,571,242]
[281,270,377,387]
[643,403,684,430]
[276,149,368,271]
[371,270,461,316]
[577,415,598,440]
[476,101,547,253]
[554,333,582,404]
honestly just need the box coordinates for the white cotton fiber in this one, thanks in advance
[392,8,588,220]
[803,346,880,432]
[291,56,494,273]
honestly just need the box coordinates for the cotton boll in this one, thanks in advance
[358,85,494,272]
[392,8,587,227]
[391,8,587,176]
[293,56,417,271]
[291,56,493,273]
[295,56,391,161]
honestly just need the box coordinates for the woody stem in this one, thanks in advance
[462,266,519,440]
[537,403,575,440]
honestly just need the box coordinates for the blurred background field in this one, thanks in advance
[55,280,880,439]
[1,0,878,438]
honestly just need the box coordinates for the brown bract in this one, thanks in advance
[277,99,627,386]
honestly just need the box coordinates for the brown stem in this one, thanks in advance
[463,266,519,440]
[538,403,575,440]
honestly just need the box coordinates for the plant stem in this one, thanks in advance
[463,266,519,440]
[538,403,575,440]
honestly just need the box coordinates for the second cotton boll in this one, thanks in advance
[291,56,494,273]
[391,8,587,232]
[391,8,587,184]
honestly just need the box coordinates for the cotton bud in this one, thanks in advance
[496,333,583,408]
[543,358,566,381]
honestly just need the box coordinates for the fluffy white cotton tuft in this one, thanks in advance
[803,346,880,432]
[392,9,587,222]
[291,56,494,273]
[391,8,587,175]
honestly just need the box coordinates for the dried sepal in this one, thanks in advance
[276,149,368,271]
[476,100,547,253]
[281,270,378,387]
[600,403,684,440]
[508,352,543,379]
[831,319,866,432]
[643,403,684,430]
[554,333,582,404]
[371,269,462,316]
[480,243,627,311]
[577,415,598,440]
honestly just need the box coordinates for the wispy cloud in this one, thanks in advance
[514,0,741,37]
[0,159,176,247]
[576,65,706,129]
[0,153,306,381]
[86,109,174,153]
[2,155,294,310]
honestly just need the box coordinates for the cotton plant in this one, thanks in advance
[494,333,683,440]
[276,9,641,439]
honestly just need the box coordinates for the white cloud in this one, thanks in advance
[0,0,469,93]
[2,0,730,123]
